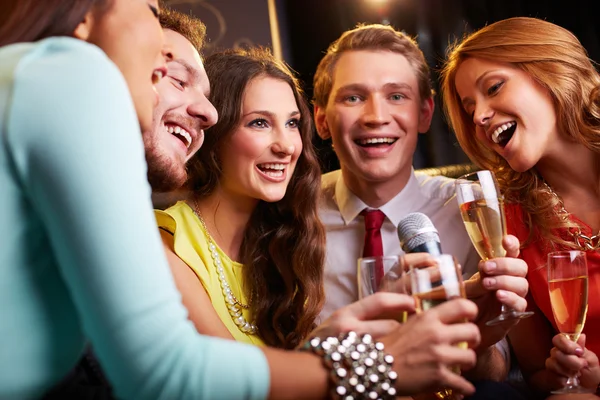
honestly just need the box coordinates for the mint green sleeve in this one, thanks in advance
[6,39,269,400]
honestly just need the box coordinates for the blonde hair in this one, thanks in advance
[313,23,433,107]
[440,17,600,248]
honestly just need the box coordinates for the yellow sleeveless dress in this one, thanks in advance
[155,201,264,346]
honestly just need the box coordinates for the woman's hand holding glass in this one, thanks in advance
[547,250,593,394]
[463,234,530,349]
[309,291,416,340]
[545,333,600,392]
[456,170,534,326]
[354,254,481,397]
[403,254,476,399]
[381,297,480,397]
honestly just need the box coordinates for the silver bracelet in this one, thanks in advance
[300,331,397,399]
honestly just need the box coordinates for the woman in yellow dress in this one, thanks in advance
[156,47,325,348]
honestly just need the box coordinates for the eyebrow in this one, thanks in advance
[242,110,301,119]
[384,82,414,92]
[168,57,212,96]
[168,58,201,82]
[336,82,414,93]
[460,69,502,108]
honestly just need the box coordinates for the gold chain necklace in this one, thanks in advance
[543,182,600,251]
[190,199,257,334]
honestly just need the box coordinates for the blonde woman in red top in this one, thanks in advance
[441,16,600,397]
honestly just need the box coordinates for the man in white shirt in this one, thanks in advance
[319,169,479,319]
[312,23,530,392]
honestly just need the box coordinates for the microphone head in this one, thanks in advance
[397,212,441,253]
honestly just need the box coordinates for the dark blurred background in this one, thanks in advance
[165,0,599,172]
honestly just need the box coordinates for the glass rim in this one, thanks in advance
[547,250,587,258]
[358,255,400,263]
[405,253,458,268]
[455,169,494,183]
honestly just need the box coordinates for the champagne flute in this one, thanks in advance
[358,255,407,322]
[358,255,405,298]
[405,254,466,400]
[547,250,591,394]
[455,170,534,326]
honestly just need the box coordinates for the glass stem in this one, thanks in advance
[565,375,581,389]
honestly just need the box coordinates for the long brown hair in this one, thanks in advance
[441,17,600,248]
[187,47,325,349]
[0,0,111,46]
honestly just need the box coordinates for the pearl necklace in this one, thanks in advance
[190,200,257,334]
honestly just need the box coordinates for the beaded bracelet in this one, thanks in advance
[299,331,398,399]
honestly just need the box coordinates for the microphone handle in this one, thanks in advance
[407,241,442,256]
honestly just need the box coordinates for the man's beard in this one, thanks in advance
[145,144,187,193]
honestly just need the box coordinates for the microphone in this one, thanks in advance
[397,212,442,255]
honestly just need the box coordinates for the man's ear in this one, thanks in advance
[314,104,331,140]
[73,11,94,40]
[417,96,435,133]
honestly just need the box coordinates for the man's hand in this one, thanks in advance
[382,298,481,396]
[464,234,529,349]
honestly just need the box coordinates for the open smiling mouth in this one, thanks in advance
[491,121,516,148]
[166,124,192,149]
[257,163,286,178]
[354,137,398,148]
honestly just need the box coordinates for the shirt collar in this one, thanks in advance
[334,172,368,225]
[333,168,426,226]
[380,170,425,227]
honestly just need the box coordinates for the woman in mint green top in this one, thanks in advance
[0,1,458,399]
[0,1,271,398]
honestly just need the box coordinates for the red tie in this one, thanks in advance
[362,209,386,287]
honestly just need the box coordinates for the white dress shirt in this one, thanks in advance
[319,168,480,320]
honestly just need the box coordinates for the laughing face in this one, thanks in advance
[143,29,218,192]
[218,75,303,206]
[315,50,433,192]
[454,57,562,172]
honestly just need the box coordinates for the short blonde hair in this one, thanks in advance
[159,6,206,52]
[313,23,433,107]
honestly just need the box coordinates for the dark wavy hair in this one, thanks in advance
[0,0,112,46]
[187,47,325,349]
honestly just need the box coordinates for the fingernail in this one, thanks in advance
[496,290,507,299]
[575,347,584,356]
[483,277,496,288]
[484,261,496,273]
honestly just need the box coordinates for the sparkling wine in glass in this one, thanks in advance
[455,170,534,326]
[406,254,466,400]
[548,250,591,394]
